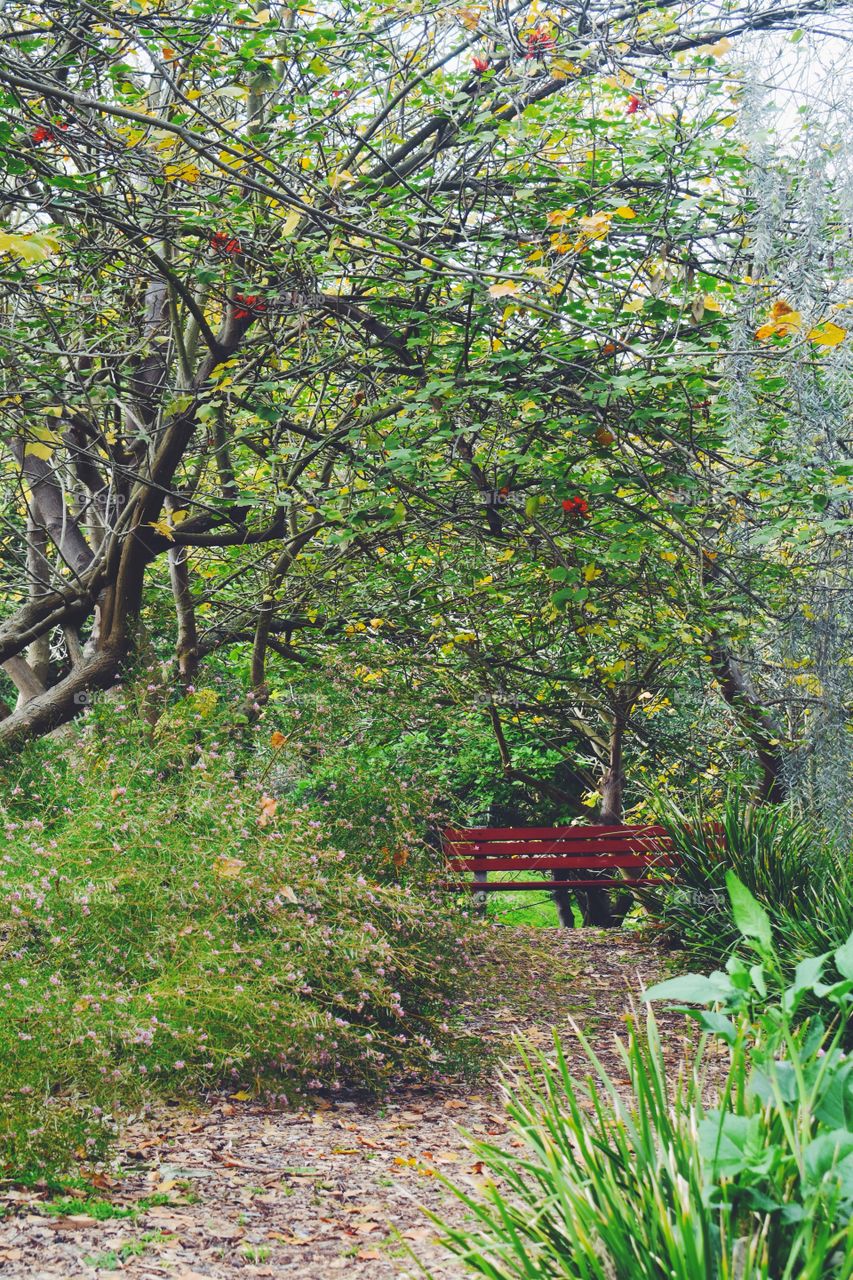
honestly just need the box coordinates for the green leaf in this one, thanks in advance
[643,972,733,1005]
[698,1113,760,1177]
[686,1009,737,1044]
[725,871,773,949]
[814,1061,853,1129]
[834,931,853,980]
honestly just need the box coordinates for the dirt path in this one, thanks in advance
[0,927,687,1280]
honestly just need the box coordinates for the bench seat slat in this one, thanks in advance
[448,854,675,872]
[449,878,665,891]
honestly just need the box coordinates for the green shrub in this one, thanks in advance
[430,875,853,1280]
[0,690,475,1178]
[644,792,853,969]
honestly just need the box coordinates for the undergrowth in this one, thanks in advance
[0,685,476,1179]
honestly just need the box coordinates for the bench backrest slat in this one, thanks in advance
[443,824,667,841]
[451,839,669,858]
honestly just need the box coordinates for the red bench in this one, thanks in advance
[442,824,676,897]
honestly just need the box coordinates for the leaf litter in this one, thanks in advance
[0,926,692,1278]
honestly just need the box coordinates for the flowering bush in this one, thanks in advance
[0,698,475,1178]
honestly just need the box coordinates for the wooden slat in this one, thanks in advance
[446,878,665,892]
[448,839,669,858]
[448,854,675,872]
[443,824,667,842]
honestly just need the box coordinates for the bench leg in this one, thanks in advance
[474,870,488,917]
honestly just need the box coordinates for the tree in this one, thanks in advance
[0,0,848,752]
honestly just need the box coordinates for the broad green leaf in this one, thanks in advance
[725,872,773,949]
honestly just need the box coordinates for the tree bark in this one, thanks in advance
[24,515,52,689]
[709,642,787,802]
[168,544,199,681]
[576,710,628,929]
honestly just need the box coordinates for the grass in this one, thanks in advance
[487,885,562,927]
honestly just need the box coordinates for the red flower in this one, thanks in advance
[562,495,589,518]
[32,123,66,144]
[233,293,266,321]
[472,56,490,74]
[525,28,556,60]
[626,95,641,115]
[211,231,241,256]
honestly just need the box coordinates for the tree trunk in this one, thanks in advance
[24,515,52,689]
[709,642,787,802]
[577,712,627,929]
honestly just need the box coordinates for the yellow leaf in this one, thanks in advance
[582,564,602,581]
[709,37,732,56]
[551,58,580,80]
[327,169,354,190]
[546,207,576,226]
[660,550,678,562]
[213,856,246,879]
[808,321,846,347]
[230,1090,254,1100]
[488,281,519,298]
[0,230,59,261]
[623,297,644,313]
[164,161,200,183]
[24,441,54,460]
[23,426,60,461]
[277,208,300,238]
[702,295,723,312]
[613,206,637,218]
[755,301,801,340]
[148,518,176,541]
